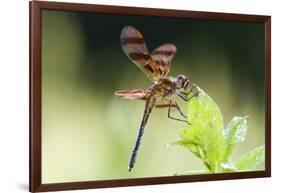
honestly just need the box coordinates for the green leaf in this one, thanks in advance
[223,116,248,162]
[171,85,265,175]
[220,162,237,172]
[235,145,265,171]
[172,85,226,172]
[170,139,204,159]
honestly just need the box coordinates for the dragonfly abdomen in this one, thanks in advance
[128,96,156,172]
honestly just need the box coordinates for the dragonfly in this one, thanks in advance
[115,26,199,172]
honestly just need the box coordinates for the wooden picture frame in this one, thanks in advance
[30,1,271,192]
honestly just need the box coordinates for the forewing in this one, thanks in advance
[115,89,149,100]
[151,44,177,78]
[120,26,159,82]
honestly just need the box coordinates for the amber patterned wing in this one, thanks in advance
[114,89,149,100]
[151,44,177,78]
[115,89,176,109]
[120,26,160,83]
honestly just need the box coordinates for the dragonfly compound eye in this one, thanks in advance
[176,74,188,89]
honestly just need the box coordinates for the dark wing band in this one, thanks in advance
[120,26,160,83]
[151,44,177,78]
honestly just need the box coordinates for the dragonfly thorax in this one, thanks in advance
[151,78,176,97]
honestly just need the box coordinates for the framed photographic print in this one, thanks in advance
[30,0,271,192]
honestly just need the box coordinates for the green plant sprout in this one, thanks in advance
[170,85,265,174]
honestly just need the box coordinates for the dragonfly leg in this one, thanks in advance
[178,93,188,101]
[186,91,200,102]
[175,102,187,119]
[179,88,200,102]
[179,84,195,96]
[175,102,191,125]
[168,101,190,124]
[179,87,193,96]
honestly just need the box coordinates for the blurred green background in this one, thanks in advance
[41,10,265,183]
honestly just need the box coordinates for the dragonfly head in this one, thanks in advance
[176,74,190,90]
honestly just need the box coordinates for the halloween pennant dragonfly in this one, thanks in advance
[115,26,198,172]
